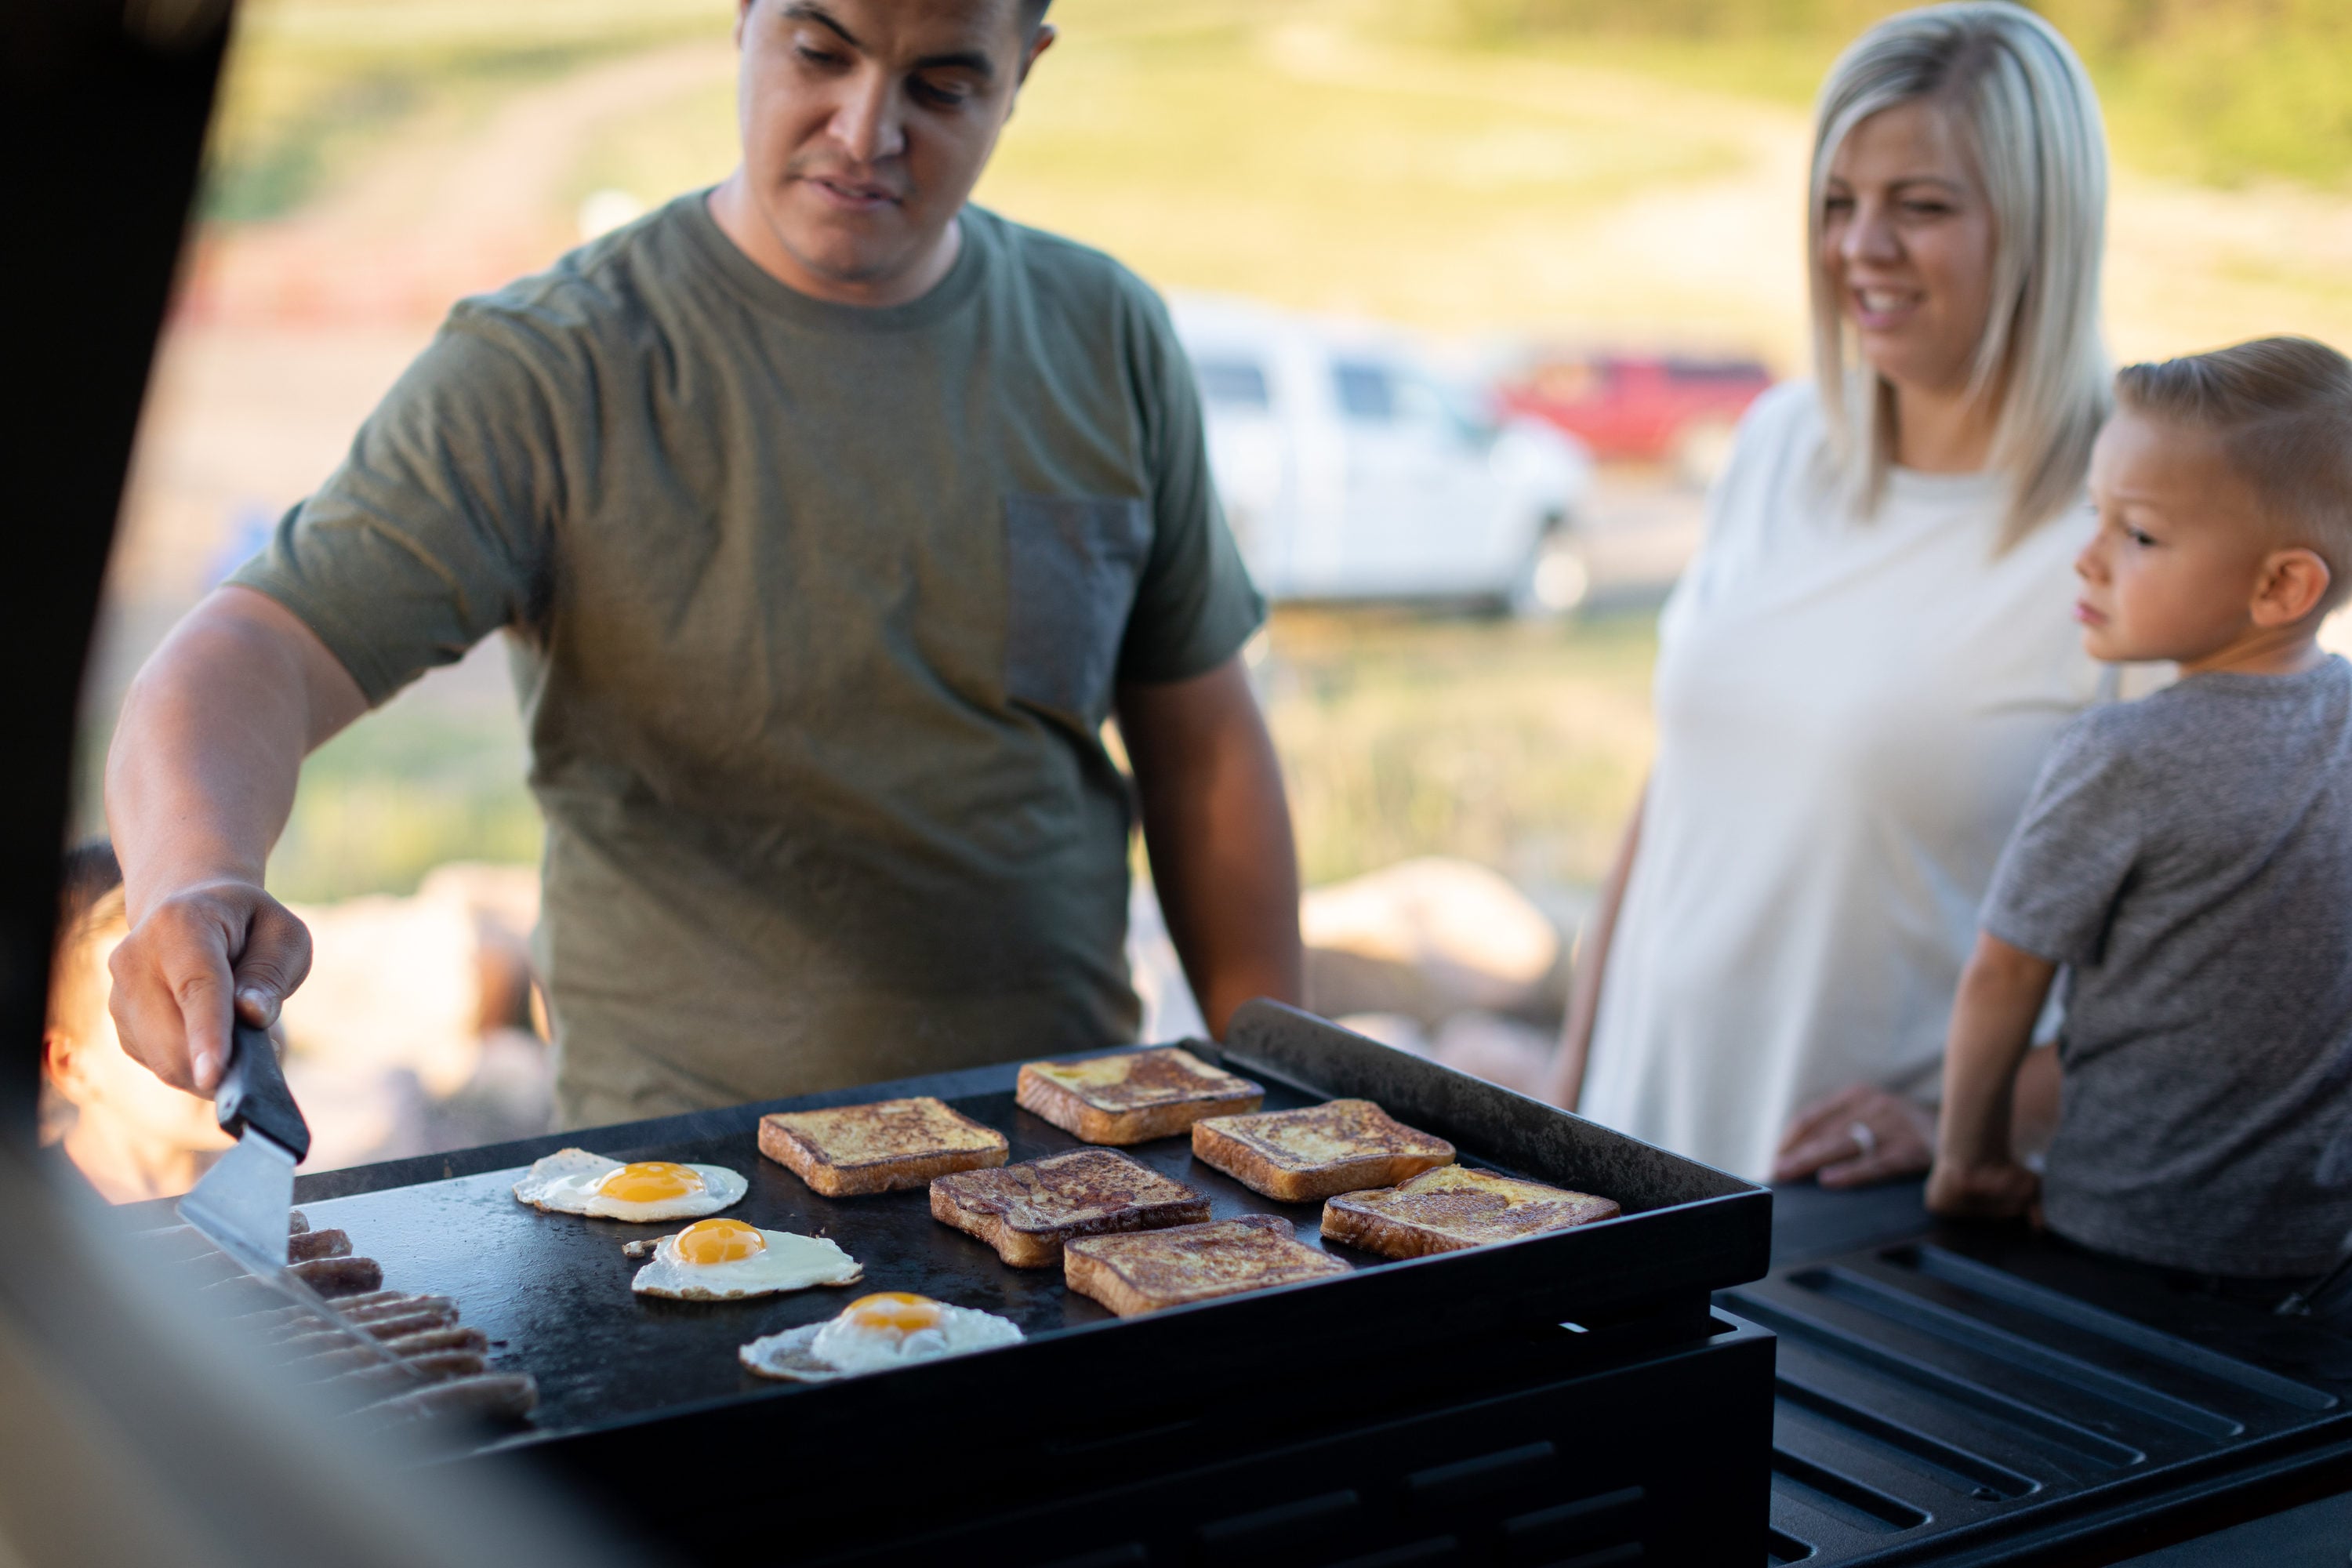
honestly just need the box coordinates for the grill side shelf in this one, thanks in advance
[1733,1229,2352,1567]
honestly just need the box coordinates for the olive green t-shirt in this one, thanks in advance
[232,194,1263,1127]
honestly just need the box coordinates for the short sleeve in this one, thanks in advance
[227,310,568,706]
[1111,281,1266,685]
[1980,714,2145,965]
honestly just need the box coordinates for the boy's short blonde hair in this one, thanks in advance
[2115,336,2352,611]
[49,842,127,1045]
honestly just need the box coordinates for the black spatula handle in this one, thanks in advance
[216,1021,311,1162]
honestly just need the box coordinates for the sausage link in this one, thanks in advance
[287,1229,353,1263]
[346,1374,538,1431]
[287,1255,383,1297]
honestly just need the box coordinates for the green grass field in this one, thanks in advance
[1267,609,1657,889]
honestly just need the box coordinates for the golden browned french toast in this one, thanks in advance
[930,1148,1210,1268]
[1320,1165,1619,1258]
[759,1097,1009,1196]
[1015,1046,1263,1145]
[1064,1214,1348,1316]
[1192,1098,1455,1202]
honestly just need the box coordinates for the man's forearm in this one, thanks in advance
[1937,932,2058,1167]
[1118,659,1303,1037]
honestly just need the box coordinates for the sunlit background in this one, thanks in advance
[70,0,2352,1172]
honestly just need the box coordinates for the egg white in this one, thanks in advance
[630,1228,863,1301]
[739,1298,1023,1381]
[510,1147,749,1221]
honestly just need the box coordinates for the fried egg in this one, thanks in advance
[511,1148,748,1221]
[738,1292,1023,1381]
[627,1218,862,1301]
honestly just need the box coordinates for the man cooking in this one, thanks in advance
[102,0,1303,1127]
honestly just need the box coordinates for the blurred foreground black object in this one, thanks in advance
[0,6,652,1563]
[0,0,227,1137]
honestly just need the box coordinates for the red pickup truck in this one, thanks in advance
[1497,352,1773,480]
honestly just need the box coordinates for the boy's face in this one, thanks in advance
[2078,408,2326,669]
[49,929,233,1156]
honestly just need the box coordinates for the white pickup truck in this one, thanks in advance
[1173,296,1594,615]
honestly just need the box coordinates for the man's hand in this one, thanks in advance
[108,879,314,1095]
[1773,1083,1936,1188]
[1926,1156,2042,1221]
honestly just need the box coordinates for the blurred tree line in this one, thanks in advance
[1445,0,2352,189]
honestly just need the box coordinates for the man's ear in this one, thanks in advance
[1017,23,1056,88]
[2252,547,2332,628]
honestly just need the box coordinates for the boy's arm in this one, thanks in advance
[1927,931,2059,1218]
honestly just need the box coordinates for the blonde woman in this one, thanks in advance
[1548,3,2129,1186]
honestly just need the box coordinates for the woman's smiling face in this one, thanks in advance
[1820,98,1998,401]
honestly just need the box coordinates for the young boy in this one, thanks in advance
[1927,337,2352,1284]
[43,841,232,1202]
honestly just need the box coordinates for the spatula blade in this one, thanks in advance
[177,1128,297,1277]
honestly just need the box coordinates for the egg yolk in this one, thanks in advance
[674,1218,766,1265]
[843,1292,943,1334]
[598,1161,706,1203]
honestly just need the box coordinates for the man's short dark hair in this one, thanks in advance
[2116,336,2352,610]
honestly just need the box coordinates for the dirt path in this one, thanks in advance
[183,37,734,328]
[100,38,736,702]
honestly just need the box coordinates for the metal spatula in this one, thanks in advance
[178,1022,412,1370]
[179,1021,310,1276]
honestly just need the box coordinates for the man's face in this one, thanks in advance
[731,0,1049,298]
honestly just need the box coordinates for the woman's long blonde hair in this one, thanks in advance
[1809,2,2110,550]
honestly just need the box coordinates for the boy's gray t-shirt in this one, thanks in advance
[230,195,1264,1127]
[1983,657,2352,1277]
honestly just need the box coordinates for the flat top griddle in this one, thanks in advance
[286,1003,1769,1449]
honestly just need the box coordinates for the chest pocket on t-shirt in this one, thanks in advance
[1003,493,1152,730]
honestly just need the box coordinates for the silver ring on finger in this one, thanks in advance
[1848,1120,1877,1160]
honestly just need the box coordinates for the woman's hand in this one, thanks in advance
[1926,1157,2041,1220]
[1773,1084,1934,1188]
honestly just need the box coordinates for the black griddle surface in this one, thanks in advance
[288,1007,1768,1452]
[303,1076,1407,1435]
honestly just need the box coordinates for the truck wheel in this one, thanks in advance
[1508,529,1590,620]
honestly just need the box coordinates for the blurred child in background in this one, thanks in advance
[42,841,231,1201]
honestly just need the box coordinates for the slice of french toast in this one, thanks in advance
[1064,1214,1349,1316]
[930,1148,1210,1268]
[1191,1098,1455,1202]
[1015,1046,1263,1145]
[759,1097,1009,1196]
[1321,1165,1619,1258]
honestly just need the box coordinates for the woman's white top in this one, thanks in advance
[1578,382,2110,1182]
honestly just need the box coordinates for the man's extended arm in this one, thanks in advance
[1116,655,1302,1038]
[103,586,368,1094]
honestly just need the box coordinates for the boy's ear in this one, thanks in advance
[43,1029,86,1100]
[2251,547,2332,628]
